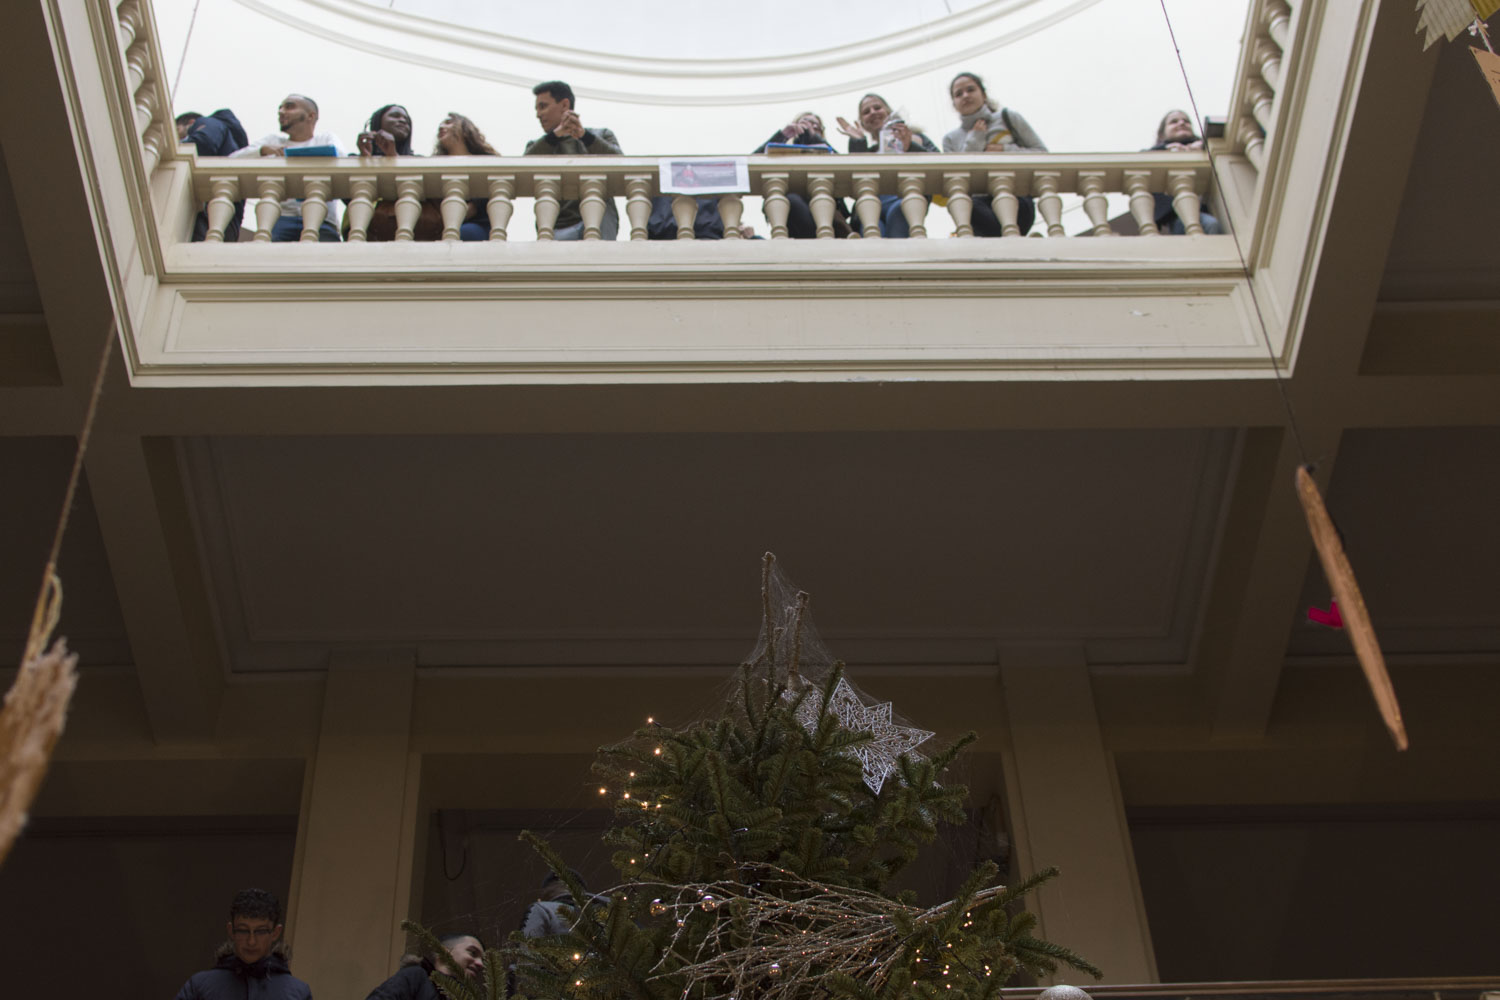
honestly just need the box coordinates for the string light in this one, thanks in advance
[598,787,607,795]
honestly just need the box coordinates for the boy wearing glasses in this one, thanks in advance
[174,888,312,999]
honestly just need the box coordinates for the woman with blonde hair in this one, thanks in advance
[834,92,938,237]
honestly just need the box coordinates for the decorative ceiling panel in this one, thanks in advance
[183,429,1235,672]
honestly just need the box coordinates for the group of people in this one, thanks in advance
[175,72,1220,244]
[175,876,585,999]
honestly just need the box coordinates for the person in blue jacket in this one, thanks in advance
[175,109,248,241]
[173,888,312,1000]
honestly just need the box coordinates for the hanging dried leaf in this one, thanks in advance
[0,638,78,867]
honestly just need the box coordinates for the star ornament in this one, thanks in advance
[788,678,934,795]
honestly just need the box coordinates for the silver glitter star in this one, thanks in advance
[787,678,933,795]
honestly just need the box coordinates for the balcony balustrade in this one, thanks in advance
[50,0,1342,385]
[185,151,1217,245]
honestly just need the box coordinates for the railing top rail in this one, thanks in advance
[187,151,1212,201]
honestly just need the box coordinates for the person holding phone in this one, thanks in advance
[834,93,939,237]
[941,72,1046,237]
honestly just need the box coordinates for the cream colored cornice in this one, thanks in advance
[230,0,1109,104]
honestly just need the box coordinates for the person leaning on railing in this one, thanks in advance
[833,93,939,238]
[523,80,623,240]
[1147,110,1224,234]
[431,113,500,241]
[942,72,1046,237]
[230,93,345,242]
[347,103,439,241]
[753,112,853,238]
[176,108,248,242]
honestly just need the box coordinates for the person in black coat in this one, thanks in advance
[175,109,249,241]
[173,888,312,1000]
[753,113,852,238]
[1147,109,1224,234]
[363,933,486,1000]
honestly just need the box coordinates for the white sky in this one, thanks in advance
[154,0,1251,235]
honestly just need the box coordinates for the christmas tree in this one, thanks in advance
[409,554,1099,1000]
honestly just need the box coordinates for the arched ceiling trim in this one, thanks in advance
[230,0,1109,105]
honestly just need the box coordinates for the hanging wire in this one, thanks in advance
[1155,0,1315,469]
[22,322,117,663]
[170,0,205,99]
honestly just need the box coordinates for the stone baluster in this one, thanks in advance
[486,175,515,240]
[125,39,150,95]
[440,175,469,241]
[534,175,562,240]
[1034,171,1065,237]
[671,194,698,239]
[1078,171,1113,236]
[1255,39,1283,93]
[579,175,608,240]
[762,174,790,239]
[718,194,744,238]
[624,175,652,240]
[808,174,837,239]
[254,176,285,242]
[1238,122,1267,171]
[1124,171,1159,236]
[943,173,973,237]
[140,122,168,176]
[1263,0,1291,50]
[203,176,240,242]
[393,176,423,241]
[896,174,928,238]
[987,172,1022,237]
[299,177,332,242]
[116,0,141,50]
[1167,171,1206,235]
[134,81,156,138]
[851,174,881,238]
[1247,82,1275,135]
[344,176,377,242]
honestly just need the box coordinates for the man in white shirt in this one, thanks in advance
[231,94,345,242]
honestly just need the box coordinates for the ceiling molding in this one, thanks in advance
[230,0,1109,105]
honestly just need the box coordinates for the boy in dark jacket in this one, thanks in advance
[176,108,249,241]
[174,888,312,1000]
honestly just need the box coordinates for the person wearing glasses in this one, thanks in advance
[173,888,311,999]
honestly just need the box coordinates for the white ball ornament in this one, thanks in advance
[1038,986,1093,1000]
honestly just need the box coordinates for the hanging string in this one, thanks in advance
[1155,0,1314,469]
[170,0,205,100]
[22,322,117,663]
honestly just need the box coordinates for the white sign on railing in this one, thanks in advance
[659,158,750,195]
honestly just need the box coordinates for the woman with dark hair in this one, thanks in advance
[833,93,939,237]
[349,103,436,239]
[1147,109,1223,234]
[357,104,416,157]
[363,933,485,1000]
[432,112,499,241]
[941,72,1046,237]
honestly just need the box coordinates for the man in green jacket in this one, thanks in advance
[524,80,622,240]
